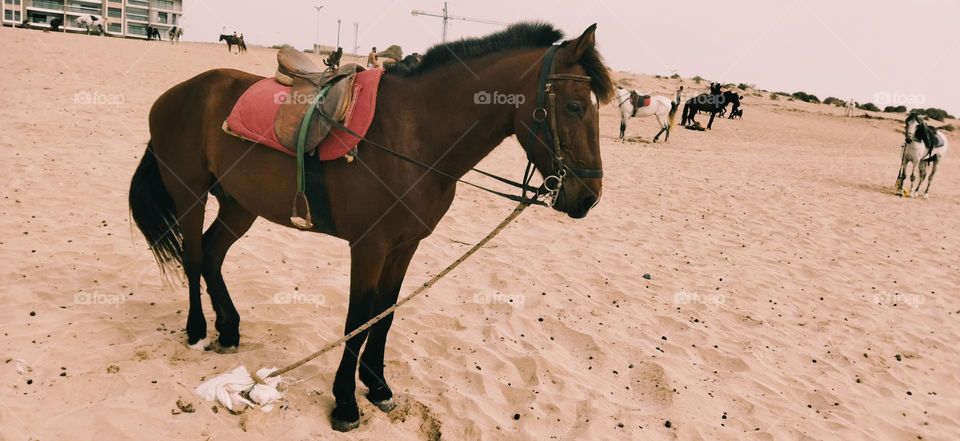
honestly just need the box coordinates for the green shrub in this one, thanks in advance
[737,83,750,91]
[857,102,881,112]
[916,108,953,122]
[670,73,681,79]
[823,97,846,107]
[692,75,702,84]
[883,105,907,113]
[378,45,403,60]
[770,93,779,100]
[941,124,955,132]
[791,91,820,104]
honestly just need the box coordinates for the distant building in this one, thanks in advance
[1,0,183,39]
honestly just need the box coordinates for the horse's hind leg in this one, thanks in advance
[163,182,210,347]
[359,242,420,412]
[913,160,928,197]
[922,158,939,197]
[652,114,666,143]
[201,194,257,351]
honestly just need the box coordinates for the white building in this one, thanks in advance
[1,0,183,39]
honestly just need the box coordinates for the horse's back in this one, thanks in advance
[150,69,261,131]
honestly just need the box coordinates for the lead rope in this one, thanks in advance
[255,202,529,382]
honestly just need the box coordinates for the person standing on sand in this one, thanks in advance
[367,47,378,68]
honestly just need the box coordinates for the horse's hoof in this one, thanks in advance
[331,404,361,432]
[217,331,240,349]
[187,337,209,351]
[203,340,238,354]
[369,397,396,412]
[331,417,360,432]
[922,194,929,199]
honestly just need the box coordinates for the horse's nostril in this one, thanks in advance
[581,196,598,211]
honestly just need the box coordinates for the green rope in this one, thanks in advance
[295,84,333,194]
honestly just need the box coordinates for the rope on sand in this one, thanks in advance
[196,203,529,410]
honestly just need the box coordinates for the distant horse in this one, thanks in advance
[219,33,246,53]
[896,113,949,198]
[129,23,613,432]
[49,17,63,32]
[146,26,162,41]
[76,15,105,35]
[169,26,183,44]
[845,99,856,117]
[729,107,743,119]
[219,34,241,52]
[615,85,684,142]
[681,83,741,129]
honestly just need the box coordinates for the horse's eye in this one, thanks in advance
[566,102,583,114]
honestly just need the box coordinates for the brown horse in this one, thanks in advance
[128,22,614,431]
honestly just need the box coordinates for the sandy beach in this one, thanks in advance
[1,28,959,441]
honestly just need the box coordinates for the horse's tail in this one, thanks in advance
[129,142,183,277]
[668,99,680,133]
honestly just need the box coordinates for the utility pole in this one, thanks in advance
[352,22,359,55]
[336,18,341,48]
[411,1,506,43]
[313,5,324,50]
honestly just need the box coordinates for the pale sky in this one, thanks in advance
[182,0,960,115]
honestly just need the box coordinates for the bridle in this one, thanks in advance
[518,44,603,207]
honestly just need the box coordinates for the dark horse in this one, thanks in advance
[146,26,162,41]
[129,23,614,432]
[681,82,741,129]
[218,33,245,53]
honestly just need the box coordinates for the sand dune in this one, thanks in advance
[1,29,958,441]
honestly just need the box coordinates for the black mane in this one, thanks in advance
[386,22,615,102]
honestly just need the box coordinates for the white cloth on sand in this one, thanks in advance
[195,366,283,412]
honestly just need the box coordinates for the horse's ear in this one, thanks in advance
[564,23,597,62]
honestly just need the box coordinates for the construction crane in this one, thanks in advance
[411,2,507,43]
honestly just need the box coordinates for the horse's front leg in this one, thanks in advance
[359,241,420,412]
[895,157,907,195]
[331,243,388,432]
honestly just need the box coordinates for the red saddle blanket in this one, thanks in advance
[224,69,384,160]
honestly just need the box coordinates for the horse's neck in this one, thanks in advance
[380,56,534,179]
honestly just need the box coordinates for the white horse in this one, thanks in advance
[896,112,949,198]
[615,85,684,142]
[169,26,183,44]
[76,14,105,35]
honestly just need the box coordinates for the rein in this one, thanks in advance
[292,44,599,227]
[266,44,600,381]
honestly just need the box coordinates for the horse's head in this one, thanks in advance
[905,112,929,144]
[516,24,614,219]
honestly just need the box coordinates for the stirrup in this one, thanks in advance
[290,192,313,229]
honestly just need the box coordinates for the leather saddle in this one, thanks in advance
[274,46,363,154]
[629,91,651,117]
